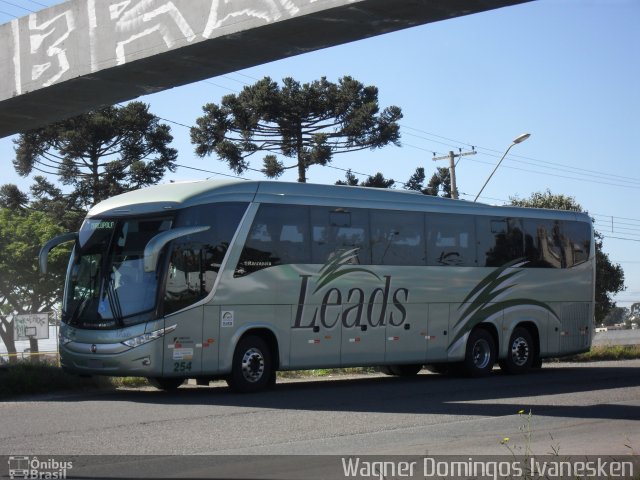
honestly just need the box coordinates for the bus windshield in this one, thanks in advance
[64,216,173,329]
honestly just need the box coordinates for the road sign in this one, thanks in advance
[13,313,49,341]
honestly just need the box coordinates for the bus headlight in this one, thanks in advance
[122,324,177,348]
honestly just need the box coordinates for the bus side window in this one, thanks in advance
[311,207,371,265]
[164,203,246,314]
[370,210,425,266]
[561,221,591,267]
[235,204,310,277]
[426,213,476,267]
[479,217,524,267]
[164,245,205,314]
[523,219,563,268]
[523,219,590,268]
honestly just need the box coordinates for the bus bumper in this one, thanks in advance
[59,338,164,377]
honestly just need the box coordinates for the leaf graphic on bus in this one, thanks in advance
[313,248,380,294]
[450,259,558,347]
[458,258,524,309]
[451,299,558,348]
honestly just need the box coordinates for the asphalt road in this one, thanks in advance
[1,360,639,476]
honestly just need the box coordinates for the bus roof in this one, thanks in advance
[87,179,591,223]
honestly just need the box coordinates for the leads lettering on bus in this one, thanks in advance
[293,274,409,329]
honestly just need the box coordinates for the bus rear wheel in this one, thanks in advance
[499,327,534,374]
[463,328,496,377]
[148,377,185,391]
[227,335,273,393]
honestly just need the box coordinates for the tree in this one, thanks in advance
[510,189,625,323]
[12,102,178,210]
[601,307,629,327]
[0,208,68,362]
[405,166,454,197]
[335,169,395,188]
[191,76,403,183]
[0,177,86,232]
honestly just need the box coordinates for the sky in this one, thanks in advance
[0,0,638,312]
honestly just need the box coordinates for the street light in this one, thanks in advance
[473,133,531,202]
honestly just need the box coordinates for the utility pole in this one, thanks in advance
[432,148,476,199]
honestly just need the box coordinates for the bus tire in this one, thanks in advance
[227,335,273,393]
[500,327,534,374]
[532,355,543,369]
[424,364,450,375]
[463,328,496,377]
[268,369,277,387]
[379,366,395,376]
[148,377,184,391]
[388,364,422,376]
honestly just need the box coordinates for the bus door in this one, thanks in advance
[163,306,203,377]
[201,305,220,373]
[161,240,210,377]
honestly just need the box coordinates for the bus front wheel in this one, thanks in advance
[227,335,273,393]
[463,328,496,377]
[148,377,185,391]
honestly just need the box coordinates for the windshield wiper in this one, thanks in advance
[105,275,125,327]
[67,293,88,326]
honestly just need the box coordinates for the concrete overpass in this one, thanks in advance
[0,0,529,138]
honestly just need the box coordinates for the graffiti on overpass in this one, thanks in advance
[6,0,342,95]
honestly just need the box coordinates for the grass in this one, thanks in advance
[1,345,639,399]
[108,376,150,388]
[277,367,378,379]
[0,362,110,399]
[0,361,150,399]
[560,344,640,362]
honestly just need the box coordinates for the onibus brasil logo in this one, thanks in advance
[8,456,73,479]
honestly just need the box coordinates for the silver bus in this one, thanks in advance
[40,180,595,392]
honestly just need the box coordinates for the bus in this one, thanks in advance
[39,180,595,392]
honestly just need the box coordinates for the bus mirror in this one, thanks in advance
[144,226,210,273]
[39,232,78,275]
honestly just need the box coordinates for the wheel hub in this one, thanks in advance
[472,339,491,369]
[510,337,530,367]
[241,348,265,383]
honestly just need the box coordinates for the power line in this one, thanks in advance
[401,124,640,188]
[601,236,640,243]
[462,155,640,191]
[26,0,49,8]
[0,0,36,13]
[157,73,640,193]
[122,75,640,245]
[174,163,249,181]
[158,117,191,129]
